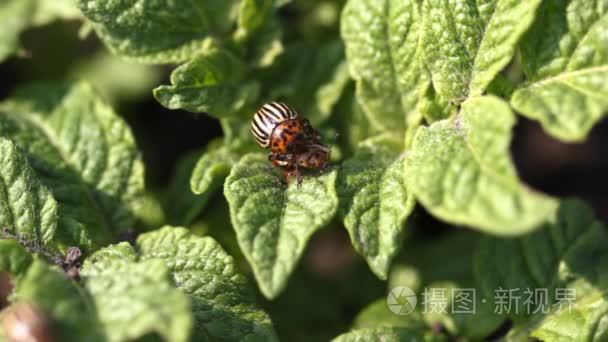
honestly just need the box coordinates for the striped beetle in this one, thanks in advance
[251,102,330,185]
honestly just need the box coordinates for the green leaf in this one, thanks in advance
[405,96,557,235]
[530,289,608,342]
[396,232,479,287]
[166,139,249,226]
[0,138,59,252]
[244,16,284,68]
[345,295,451,341]
[82,241,137,268]
[189,142,240,205]
[0,239,33,279]
[338,135,414,279]
[422,281,504,340]
[0,0,83,62]
[394,232,504,339]
[421,0,543,101]
[75,0,240,63]
[163,149,206,226]
[154,40,259,116]
[224,153,339,298]
[82,250,192,342]
[137,226,278,341]
[12,260,104,342]
[235,0,274,39]
[341,0,427,131]
[190,141,239,195]
[0,82,145,251]
[189,197,249,273]
[353,298,426,330]
[191,145,240,196]
[332,327,443,342]
[0,0,35,62]
[330,87,376,157]
[316,61,352,124]
[417,81,456,124]
[234,0,284,68]
[32,0,82,26]
[475,199,608,340]
[70,51,162,105]
[388,265,422,294]
[133,192,166,230]
[275,0,291,7]
[511,1,608,142]
[264,40,347,125]
[264,267,362,341]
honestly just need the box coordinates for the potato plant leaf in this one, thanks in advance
[395,232,505,339]
[0,138,59,252]
[475,199,608,340]
[165,138,253,225]
[421,0,543,102]
[338,135,414,279]
[0,82,144,251]
[0,239,33,279]
[316,61,352,124]
[529,289,608,341]
[224,154,338,298]
[265,40,348,126]
[333,327,444,342]
[422,281,504,340]
[137,226,278,341]
[330,88,376,156]
[0,0,35,62]
[352,298,426,330]
[163,149,207,226]
[154,41,260,116]
[341,0,427,131]
[0,0,83,63]
[82,251,192,342]
[75,0,240,63]
[511,1,608,142]
[233,0,284,68]
[31,0,82,26]
[243,16,284,69]
[190,143,239,196]
[405,96,557,235]
[235,0,275,39]
[69,52,162,106]
[12,260,105,342]
[83,241,137,268]
[417,81,456,124]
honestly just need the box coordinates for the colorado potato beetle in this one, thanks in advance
[252,102,330,185]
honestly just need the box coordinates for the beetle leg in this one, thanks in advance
[279,154,300,187]
[281,165,294,185]
[266,153,279,173]
[269,152,296,165]
[295,161,304,188]
[268,152,282,163]
[267,153,286,185]
[269,153,299,185]
[303,118,322,143]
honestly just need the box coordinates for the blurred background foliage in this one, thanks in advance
[1,0,607,340]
